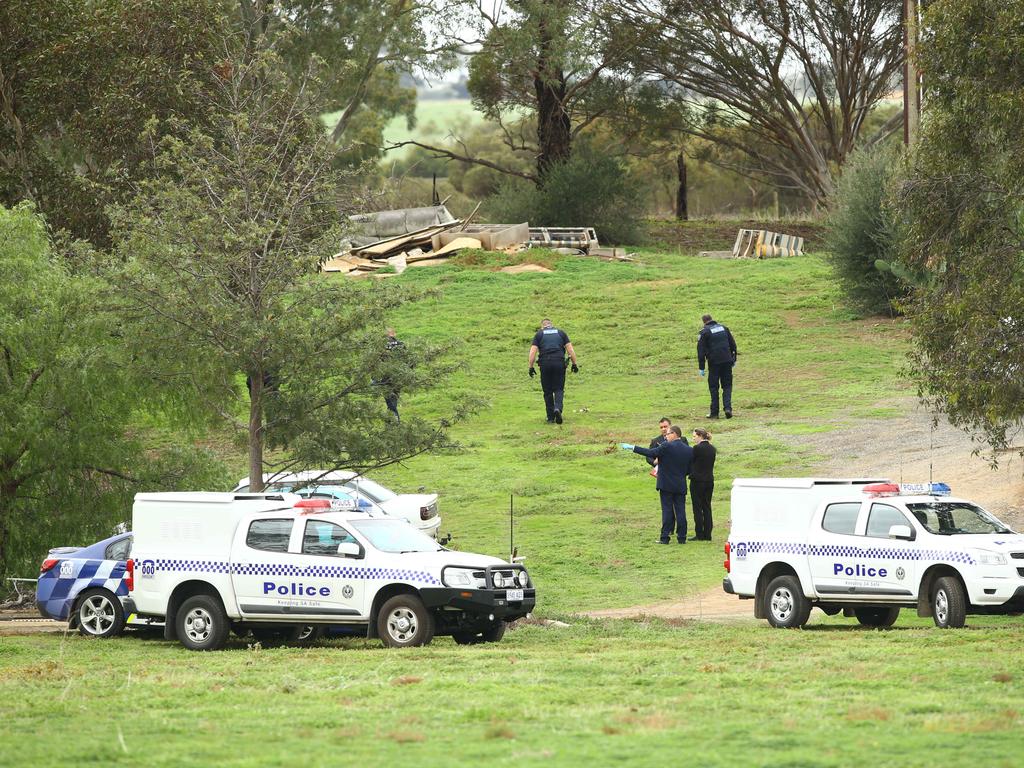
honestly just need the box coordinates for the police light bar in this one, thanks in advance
[863,483,900,497]
[295,499,332,514]
[899,482,951,496]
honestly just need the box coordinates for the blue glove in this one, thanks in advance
[619,443,635,451]
[699,369,705,377]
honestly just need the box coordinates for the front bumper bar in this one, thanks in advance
[419,587,536,620]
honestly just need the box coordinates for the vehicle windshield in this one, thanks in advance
[350,519,440,553]
[906,502,1014,535]
[344,477,397,503]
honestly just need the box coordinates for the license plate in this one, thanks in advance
[507,589,524,601]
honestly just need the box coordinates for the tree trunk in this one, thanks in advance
[675,151,688,220]
[248,371,264,492]
[534,17,571,181]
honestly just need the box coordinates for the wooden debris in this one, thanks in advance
[432,236,482,257]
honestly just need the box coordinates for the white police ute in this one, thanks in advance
[723,478,1024,629]
[130,492,534,650]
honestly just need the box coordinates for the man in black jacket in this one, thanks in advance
[621,426,694,544]
[528,318,579,424]
[697,314,738,419]
[646,417,688,468]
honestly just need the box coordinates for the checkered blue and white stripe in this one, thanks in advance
[134,558,441,585]
[36,559,129,621]
[744,541,976,565]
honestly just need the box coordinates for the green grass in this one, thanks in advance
[2,618,1023,767]
[359,250,911,613]
[4,246,1017,766]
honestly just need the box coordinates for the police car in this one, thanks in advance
[233,471,442,538]
[724,478,1024,629]
[130,492,534,650]
[37,532,134,637]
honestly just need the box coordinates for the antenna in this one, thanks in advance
[509,494,516,563]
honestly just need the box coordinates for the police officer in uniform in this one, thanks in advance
[528,318,578,423]
[697,314,738,419]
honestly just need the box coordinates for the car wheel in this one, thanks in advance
[763,575,811,628]
[288,625,323,644]
[452,621,507,645]
[177,595,230,651]
[931,576,967,628]
[76,589,125,638]
[377,594,435,648]
[854,607,900,628]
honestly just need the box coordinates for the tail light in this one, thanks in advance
[723,542,731,573]
[126,558,134,591]
[40,558,59,573]
[420,505,434,520]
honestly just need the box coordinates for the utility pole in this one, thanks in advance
[903,0,921,145]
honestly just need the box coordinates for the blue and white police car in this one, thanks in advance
[724,478,1024,629]
[36,532,135,637]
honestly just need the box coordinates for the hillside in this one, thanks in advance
[364,248,912,614]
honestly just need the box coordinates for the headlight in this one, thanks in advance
[516,571,529,587]
[444,568,474,587]
[976,552,1007,566]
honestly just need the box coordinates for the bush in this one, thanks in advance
[826,145,906,315]
[484,144,646,245]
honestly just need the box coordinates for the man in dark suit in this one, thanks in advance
[621,426,694,544]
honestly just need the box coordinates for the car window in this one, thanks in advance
[302,521,358,556]
[822,502,860,535]
[105,537,132,561]
[246,519,293,552]
[866,504,911,538]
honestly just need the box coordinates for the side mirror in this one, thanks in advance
[337,542,363,558]
[888,524,914,541]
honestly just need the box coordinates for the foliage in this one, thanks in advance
[613,0,905,205]
[894,0,1024,454]
[239,0,470,151]
[826,145,906,316]
[484,143,647,244]
[110,45,468,491]
[0,0,228,245]
[0,203,224,579]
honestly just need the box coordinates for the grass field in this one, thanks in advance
[322,99,484,148]
[6,245,1018,767]
[3,617,1021,767]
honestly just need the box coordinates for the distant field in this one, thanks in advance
[322,99,483,148]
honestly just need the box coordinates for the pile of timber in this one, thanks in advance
[321,220,471,275]
[732,229,804,259]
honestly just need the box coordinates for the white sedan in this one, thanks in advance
[233,470,441,538]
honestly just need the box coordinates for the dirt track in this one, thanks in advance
[585,397,1024,623]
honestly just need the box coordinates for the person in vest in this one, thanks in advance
[620,426,694,544]
[697,314,738,419]
[528,318,579,423]
[689,428,717,541]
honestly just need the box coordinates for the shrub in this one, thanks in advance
[826,145,906,315]
[484,144,646,245]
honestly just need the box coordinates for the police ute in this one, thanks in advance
[129,492,535,650]
[723,478,1024,629]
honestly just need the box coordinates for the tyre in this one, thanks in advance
[176,595,230,651]
[931,576,967,628]
[854,606,900,628]
[763,575,811,628]
[377,594,435,648]
[289,625,323,644]
[452,620,507,645]
[75,589,125,638]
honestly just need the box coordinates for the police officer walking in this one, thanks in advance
[528,318,579,424]
[697,314,738,419]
